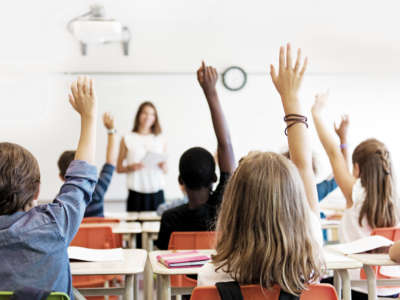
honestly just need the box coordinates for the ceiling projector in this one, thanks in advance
[67,4,131,56]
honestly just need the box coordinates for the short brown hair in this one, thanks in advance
[352,139,398,228]
[213,152,324,295]
[58,150,76,178]
[0,142,41,215]
[132,101,162,135]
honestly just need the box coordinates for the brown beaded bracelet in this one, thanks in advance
[285,120,309,136]
[284,114,307,122]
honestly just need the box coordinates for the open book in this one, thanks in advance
[326,235,394,255]
[157,251,211,268]
[68,246,124,262]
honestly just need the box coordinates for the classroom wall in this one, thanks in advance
[1,0,400,202]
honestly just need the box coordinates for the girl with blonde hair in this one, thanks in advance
[312,92,399,299]
[198,44,324,296]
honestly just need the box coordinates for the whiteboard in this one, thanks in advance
[1,72,400,202]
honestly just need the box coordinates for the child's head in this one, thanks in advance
[132,101,161,135]
[352,138,398,228]
[212,151,323,295]
[0,143,41,214]
[178,147,217,191]
[58,150,76,181]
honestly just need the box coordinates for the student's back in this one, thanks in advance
[0,76,98,299]
[155,62,235,250]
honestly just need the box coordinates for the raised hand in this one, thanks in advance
[270,43,307,104]
[69,76,97,118]
[334,115,350,140]
[127,163,144,172]
[197,61,218,95]
[103,112,115,130]
[312,91,330,116]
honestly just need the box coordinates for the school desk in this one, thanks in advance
[104,212,139,222]
[138,211,162,221]
[349,253,400,300]
[150,249,362,300]
[142,221,160,300]
[70,249,147,300]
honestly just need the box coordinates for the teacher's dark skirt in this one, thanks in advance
[126,189,165,212]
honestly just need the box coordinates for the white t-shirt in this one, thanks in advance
[124,132,166,193]
[339,178,400,296]
[198,211,323,287]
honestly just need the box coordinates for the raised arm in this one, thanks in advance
[69,76,97,164]
[270,44,318,215]
[197,61,235,174]
[103,112,118,166]
[312,92,356,207]
[334,115,350,166]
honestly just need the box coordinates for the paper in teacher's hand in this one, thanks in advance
[141,152,166,168]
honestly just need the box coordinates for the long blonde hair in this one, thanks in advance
[213,152,324,295]
[352,139,398,228]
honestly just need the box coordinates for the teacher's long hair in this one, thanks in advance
[132,101,162,135]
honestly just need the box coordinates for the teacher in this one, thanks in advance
[117,101,167,211]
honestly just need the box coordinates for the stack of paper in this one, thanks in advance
[157,251,211,268]
[326,235,393,255]
[68,246,124,262]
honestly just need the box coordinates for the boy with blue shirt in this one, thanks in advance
[0,76,98,299]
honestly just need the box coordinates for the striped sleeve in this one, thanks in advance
[84,163,115,217]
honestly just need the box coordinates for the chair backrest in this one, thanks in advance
[82,217,120,224]
[168,231,216,250]
[0,292,69,300]
[70,226,116,249]
[371,227,400,241]
[190,284,338,300]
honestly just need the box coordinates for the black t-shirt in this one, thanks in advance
[154,171,230,250]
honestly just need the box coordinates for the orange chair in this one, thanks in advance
[81,217,123,247]
[359,227,400,281]
[71,226,119,300]
[168,232,216,289]
[190,284,338,300]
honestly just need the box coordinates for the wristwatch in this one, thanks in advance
[107,128,117,135]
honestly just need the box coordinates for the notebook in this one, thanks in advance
[326,235,394,255]
[157,251,211,268]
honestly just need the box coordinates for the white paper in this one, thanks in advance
[379,265,400,278]
[141,152,166,168]
[326,235,394,255]
[68,246,124,262]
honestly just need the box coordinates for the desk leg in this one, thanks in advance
[363,265,376,300]
[145,257,153,300]
[157,274,171,300]
[134,274,138,300]
[338,270,351,300]
[125,274,134,300]
[333,271,342,300]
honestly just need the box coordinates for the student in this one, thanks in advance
[0,76,97,299]
[154,61,235,250]
[198,45,324,296]
[58,112,117,217]
[312,91,399,299]
[389,241,400,263]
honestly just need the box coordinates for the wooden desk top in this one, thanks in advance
[142,221,160,233]
[349,254,398,266]
[138,211,161,221]
[104,212,139,221]
[71,249,147,275]
[80,222,142,234]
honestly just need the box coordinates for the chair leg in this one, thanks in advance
[72,287,87,300]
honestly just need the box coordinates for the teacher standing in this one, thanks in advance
[117,101,167,211]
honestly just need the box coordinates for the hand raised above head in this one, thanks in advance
[197,61,218,95]
[69,76,97,118]
[270,43,307,103]
[103,112,115,130]
[312,90,330,115]
[334,115,350,139]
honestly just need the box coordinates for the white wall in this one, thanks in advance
[1,0,400,202]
